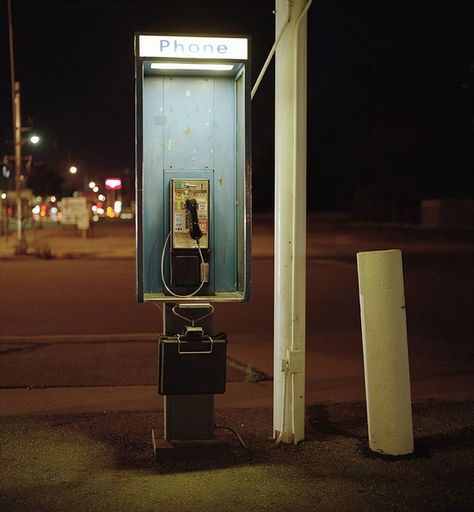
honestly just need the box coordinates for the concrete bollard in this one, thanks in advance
[356,249,414,455]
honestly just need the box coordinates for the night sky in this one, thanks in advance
[1,0,472,211]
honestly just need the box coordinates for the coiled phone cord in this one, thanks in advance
[160,232,206,298]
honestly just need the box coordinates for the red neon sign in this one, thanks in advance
[105,178,122,191]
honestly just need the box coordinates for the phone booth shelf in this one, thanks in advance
[142,292,245,302]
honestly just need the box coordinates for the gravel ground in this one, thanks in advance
[1,400,473,512]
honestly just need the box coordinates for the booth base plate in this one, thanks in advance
[152,431,230,462]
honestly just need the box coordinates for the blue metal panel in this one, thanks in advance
[163,77,214,170]
[143,76,238,295]
[235,70,247,292]
[213,78,237,291]
[139,68,249,299]
[143,76,164,293]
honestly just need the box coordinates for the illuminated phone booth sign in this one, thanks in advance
[135,34,251,302]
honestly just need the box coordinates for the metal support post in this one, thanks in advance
[8,2,27,254]
[163,303,214,441]
[153,303,228,461]
[14,82,27,254]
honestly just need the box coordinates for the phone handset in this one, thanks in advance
[185,198,202,241]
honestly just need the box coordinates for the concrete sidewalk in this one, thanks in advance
[0,328,472,417]
[1,400,473,512]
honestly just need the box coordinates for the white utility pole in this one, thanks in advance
[274,0,310,444]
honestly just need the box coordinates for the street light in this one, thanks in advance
[69,166,78,174]
[29,135,40,144]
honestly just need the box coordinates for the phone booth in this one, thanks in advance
[135,33,251,459]
[135,34,251,303]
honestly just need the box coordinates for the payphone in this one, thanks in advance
[164,178,210,296]
[135,33,251,458]
[135,34,251,303]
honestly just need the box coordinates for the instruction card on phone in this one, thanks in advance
[171,179,209,249]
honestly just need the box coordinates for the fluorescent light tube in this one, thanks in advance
[151,63,234,71]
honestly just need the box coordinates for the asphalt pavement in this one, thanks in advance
[1,215,473,511]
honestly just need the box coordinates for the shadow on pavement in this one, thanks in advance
[1,401,473,512]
